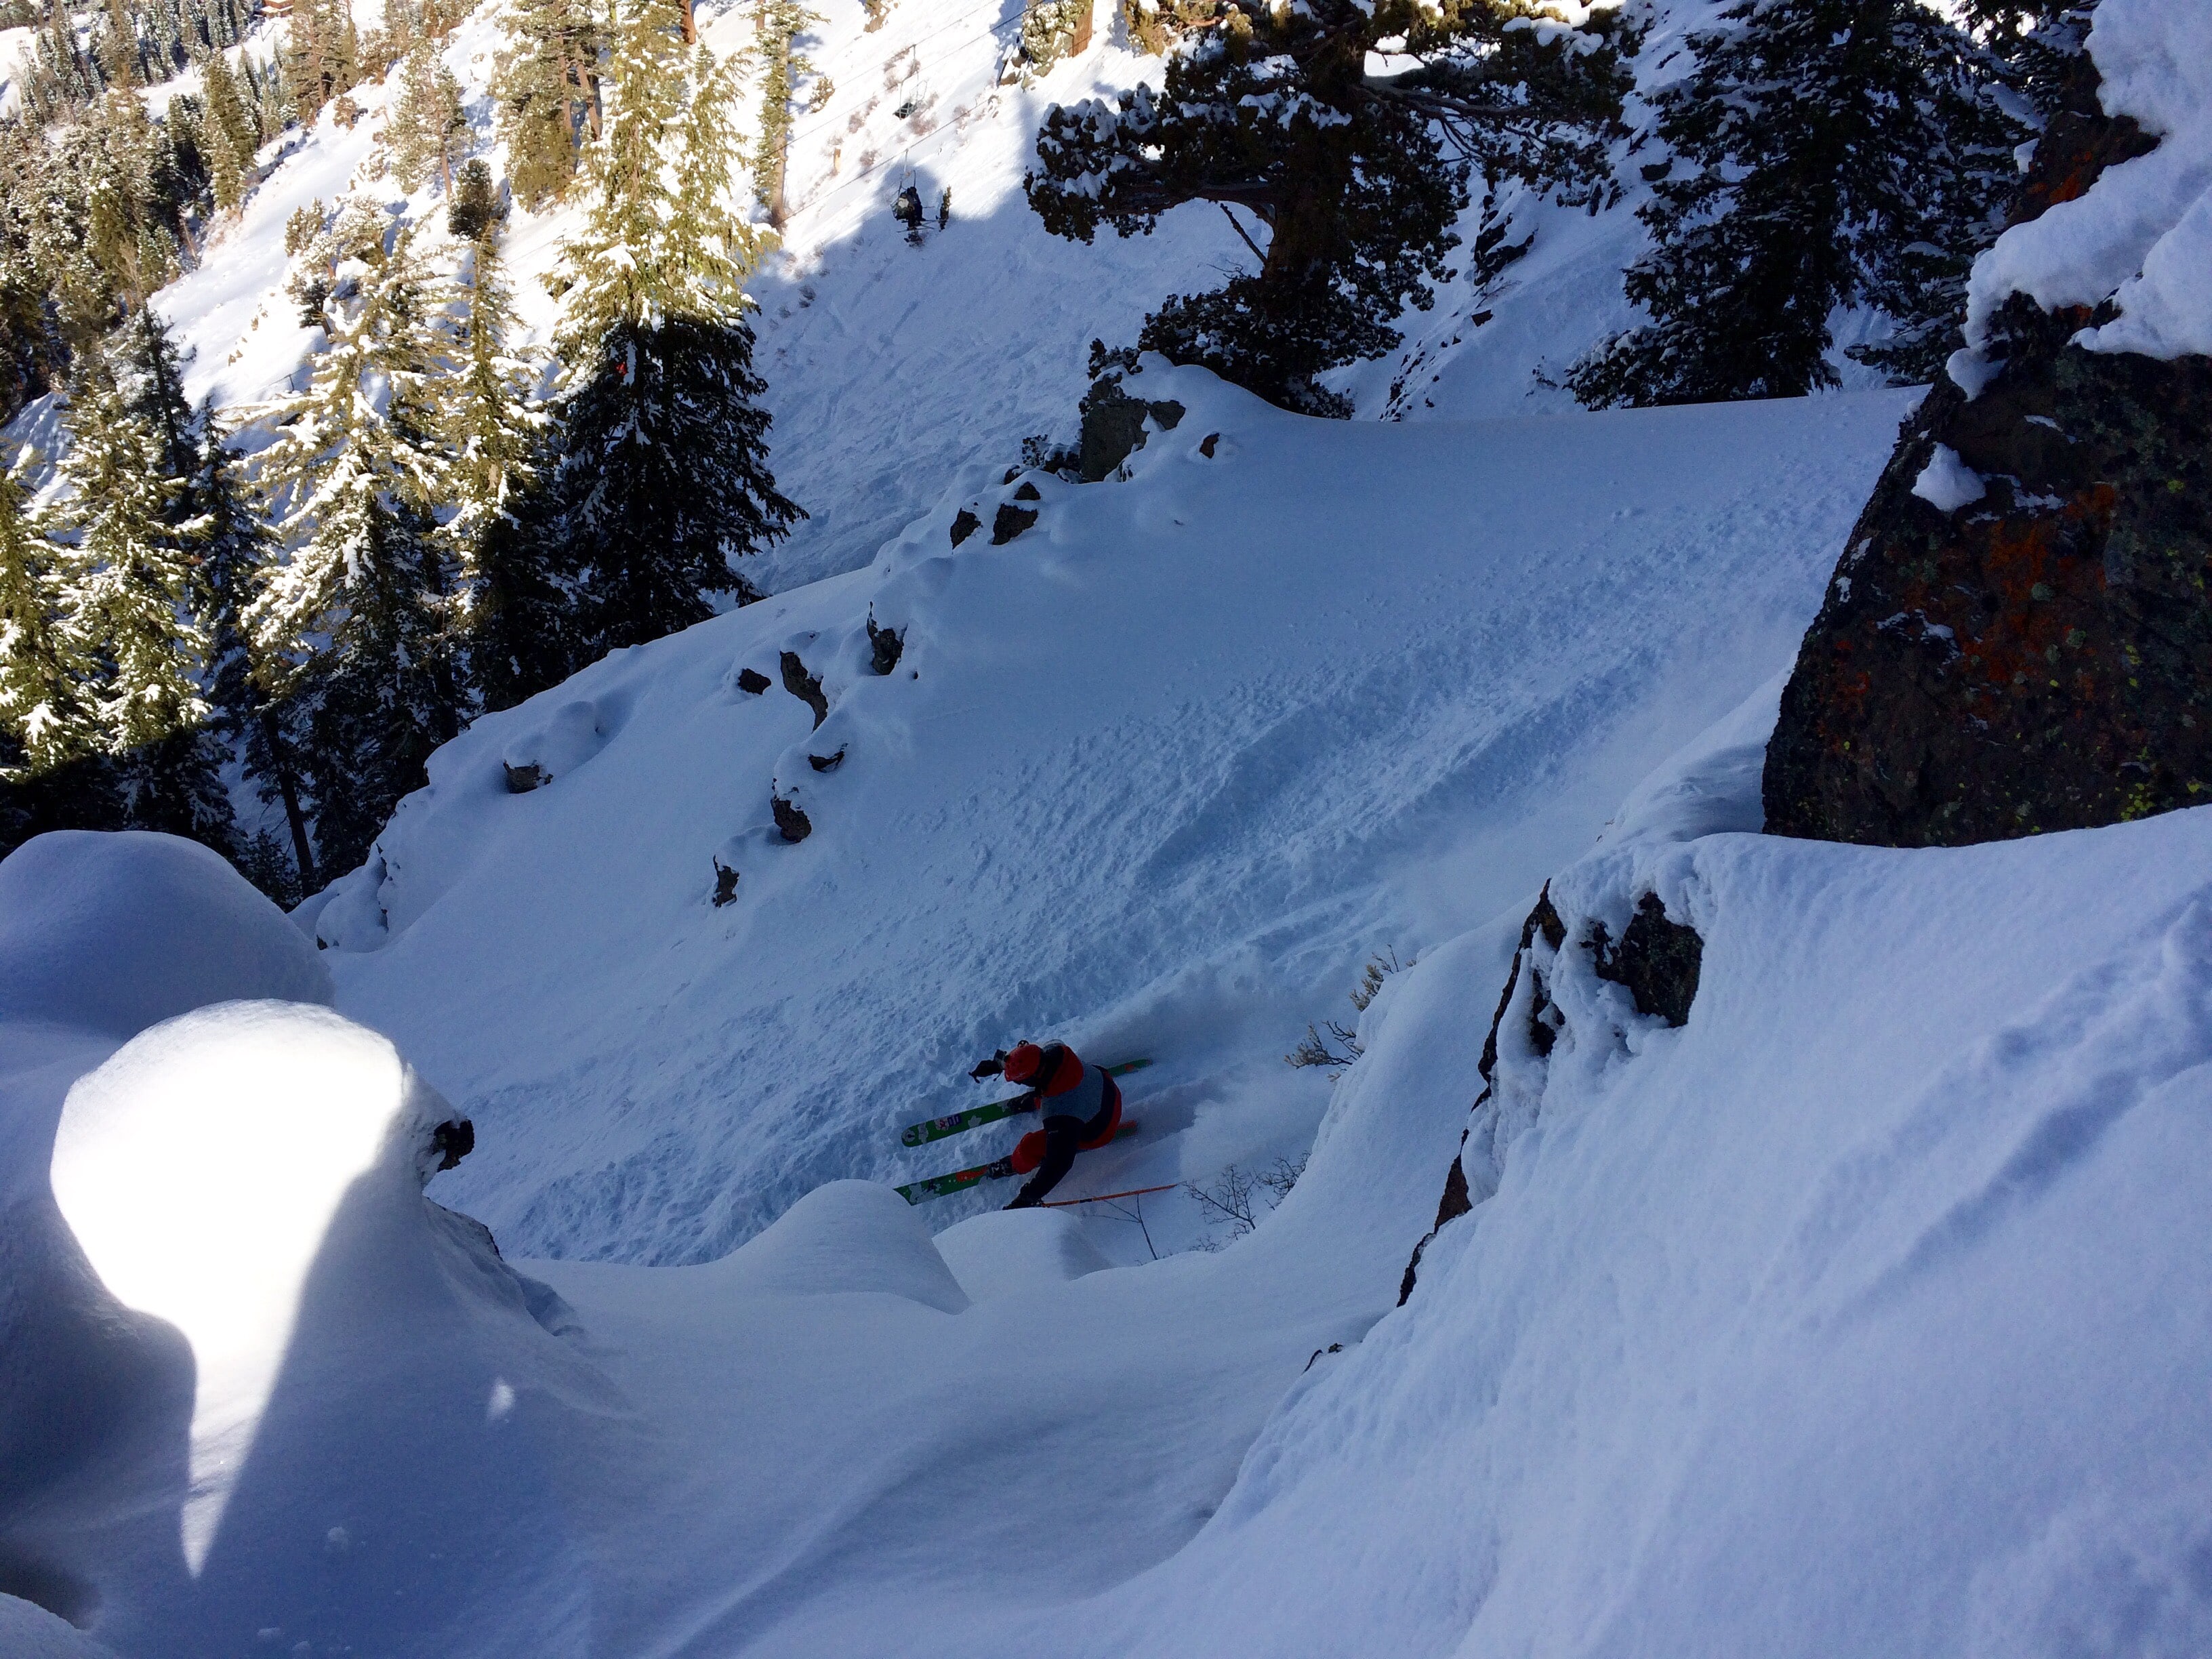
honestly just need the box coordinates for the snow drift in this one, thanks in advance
[0,833,623,1656]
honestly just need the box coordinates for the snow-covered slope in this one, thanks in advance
[319,365,1919,1263]
[14,677,2212,1658]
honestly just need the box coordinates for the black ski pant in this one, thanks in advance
[1008,1097,1115,1208]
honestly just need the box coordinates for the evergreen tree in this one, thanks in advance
[252,222,464,873]
[1027,0,1633,415]
[0,123,62,424]
[202,49,258,166]
[747,0,825,226]
[443,234,562,706]
[198,407,317,893]
[389,41,468,192]
[118,306,199,487]
[81,91,181,314]
[447,156,502,241]
[55,350,232,843]
[0,457,94,777]
[1567,0,2022,407]
[0,457,123,855]
[491,0,601,209]
[289,0,363,127]
[551,12,798,647]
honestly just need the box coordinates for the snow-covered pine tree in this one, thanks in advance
[0,125,60,424]
[253,221,466,872]
[0,454,96,777]
[493,0,602,209]
[197,406,318,895]
[0,455,123,853]
[549,14,798,649]
[200,49,258,172]
[118,306,199,487]
[389,40,469,192]
[288,0,363,127]
[448,157,501,240]
[82,92,180,314]
[747,0,825,226]
[443,233,563,709]
[54,348,233,844]
[1567,0,2021,407]
[1027,0,1634,416]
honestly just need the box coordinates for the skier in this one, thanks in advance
[892,182,924,243]
[994,1040,1123,1208]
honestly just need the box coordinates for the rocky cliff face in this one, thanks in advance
[1764,70,2212,845]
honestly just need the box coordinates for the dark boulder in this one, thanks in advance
[950,508,981,547]
[779,651,829,729]
[1763,68,2211,846]
[1076,375,1185,482]
[1589,893,1702,1028]
[430,1118,474,1172]
[1399,883,1703,1303]
[867,611,905,674]
[991,504,1038,544]
[735,667,772,695]
[712,857,739,907]
[772,792,813,843]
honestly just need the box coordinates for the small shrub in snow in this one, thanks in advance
[1186,1154,1306,1246]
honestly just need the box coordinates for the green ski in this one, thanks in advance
[897,1059,1153,1148]
[897,1122,1141,1204]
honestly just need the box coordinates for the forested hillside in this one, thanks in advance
[0,0,2050,897]
[6,0,2211,1653]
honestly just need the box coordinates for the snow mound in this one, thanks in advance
[1962,0,2212,366]
[33,1000,622,1656]
[499,699,615,790]
[0,832,331,1038]
[0,1596,117,1658]
[701,1179,970,1312]
[935,1207,1113,1303]
[1061,804,2212,1658]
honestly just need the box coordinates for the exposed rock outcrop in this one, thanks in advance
[779,652,830,729]
[772,792,813,843]
[867,612,905,674]
[1589,893,1702,1028]
[1399,883,1704,1303]
[1077,374,1185,482]
[1764,67,2211,846]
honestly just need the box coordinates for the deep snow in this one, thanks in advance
[12,701,2212,1657]
[9,2,2212,1654]
[321,365,1921,1264]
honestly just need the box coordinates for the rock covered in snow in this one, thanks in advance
[14,999,625,1658]
[0,832,331,1038]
